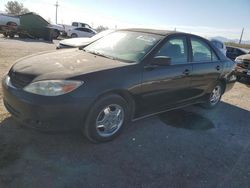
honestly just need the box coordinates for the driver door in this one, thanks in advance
[140,35,193,112]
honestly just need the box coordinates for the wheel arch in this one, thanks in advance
[6,21,18,26]
[94,89,136,120]
[218,78,227,94]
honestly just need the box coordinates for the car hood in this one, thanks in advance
[237,54,250,61]
[11,49,131,82]
[59,38,92,47]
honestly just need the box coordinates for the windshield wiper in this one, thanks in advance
[84,50,116,60]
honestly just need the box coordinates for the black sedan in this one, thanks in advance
[2,29,236,143]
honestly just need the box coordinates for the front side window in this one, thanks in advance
[191,37,218,62]
[72,22,78,27]
[84,31,163,63]
[155,36,188,64]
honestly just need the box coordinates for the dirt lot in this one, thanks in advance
[0,35,250,188]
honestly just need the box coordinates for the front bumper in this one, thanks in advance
[2,76,94,131]
[235,66,250,78]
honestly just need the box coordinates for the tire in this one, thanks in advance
[202,82,223,109]
[83,94,130,143]
[18,33,28,39]
[71,33,78,38]
[8,33,15,38]
[52,30,60,39]
[236,75,241,81]
[3,32,8,37]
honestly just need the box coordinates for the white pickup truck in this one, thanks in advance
[0,14,20,37]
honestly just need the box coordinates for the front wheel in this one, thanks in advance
[83,94,130,143]
[202,83,223,109]
[236,75,241,81]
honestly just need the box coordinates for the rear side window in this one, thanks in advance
[191,37,218,62]
[80,28,92,33]
[156,36,188,64]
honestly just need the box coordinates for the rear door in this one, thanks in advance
[188,36,223,98]
[140,35,193,112]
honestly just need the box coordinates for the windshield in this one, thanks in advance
[84,31,163,62]
[90,30,114,41]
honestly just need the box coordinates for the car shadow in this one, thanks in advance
[237,77,250,87]
[0,101,250,187]
[158,109,214,130]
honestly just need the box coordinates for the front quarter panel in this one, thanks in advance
[70,63,142,99]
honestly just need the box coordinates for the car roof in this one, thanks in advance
[118,28,179,36]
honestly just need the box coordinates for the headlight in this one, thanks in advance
[235,58,243,63]
[23,80,83,96]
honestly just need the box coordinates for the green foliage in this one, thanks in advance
[225,42,250,49]
[5,1,29,15]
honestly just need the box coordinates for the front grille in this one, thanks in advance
[8,70,35,88]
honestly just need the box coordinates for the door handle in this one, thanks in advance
[216,65,220,71]
[182,69,190,75]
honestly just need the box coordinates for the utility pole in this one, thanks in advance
[55,1,59,24]
[239,27,244,44]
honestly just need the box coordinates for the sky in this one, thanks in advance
[1,0,250,40]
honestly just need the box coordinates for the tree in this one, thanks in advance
[95,25,109,33]
[5,1,29,15]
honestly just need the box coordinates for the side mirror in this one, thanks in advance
[152,56,171,66]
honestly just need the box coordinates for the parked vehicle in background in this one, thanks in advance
[235,54,250,80]
[226,46,250,61]
[61,22,92,36]
[0,14,20,37]
[0,12,63,40]
[57,29,114,49]
[2,29,236,143]
[210,39,227,56]
[68,27,97,38]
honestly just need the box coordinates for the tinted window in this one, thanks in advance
[236,49,245,56]
[81,28,92,33]
[84,31,162,62]
[191,37,218,62]
[75,28,91,32]
[156,36,188,64]
[226,47,233,52]
[72,22,78,27]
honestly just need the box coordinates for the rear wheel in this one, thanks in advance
[202,83,223,108]
[83,94,130,143]
[71,33,78,38]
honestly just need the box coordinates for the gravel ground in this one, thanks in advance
[0,35,250,188]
